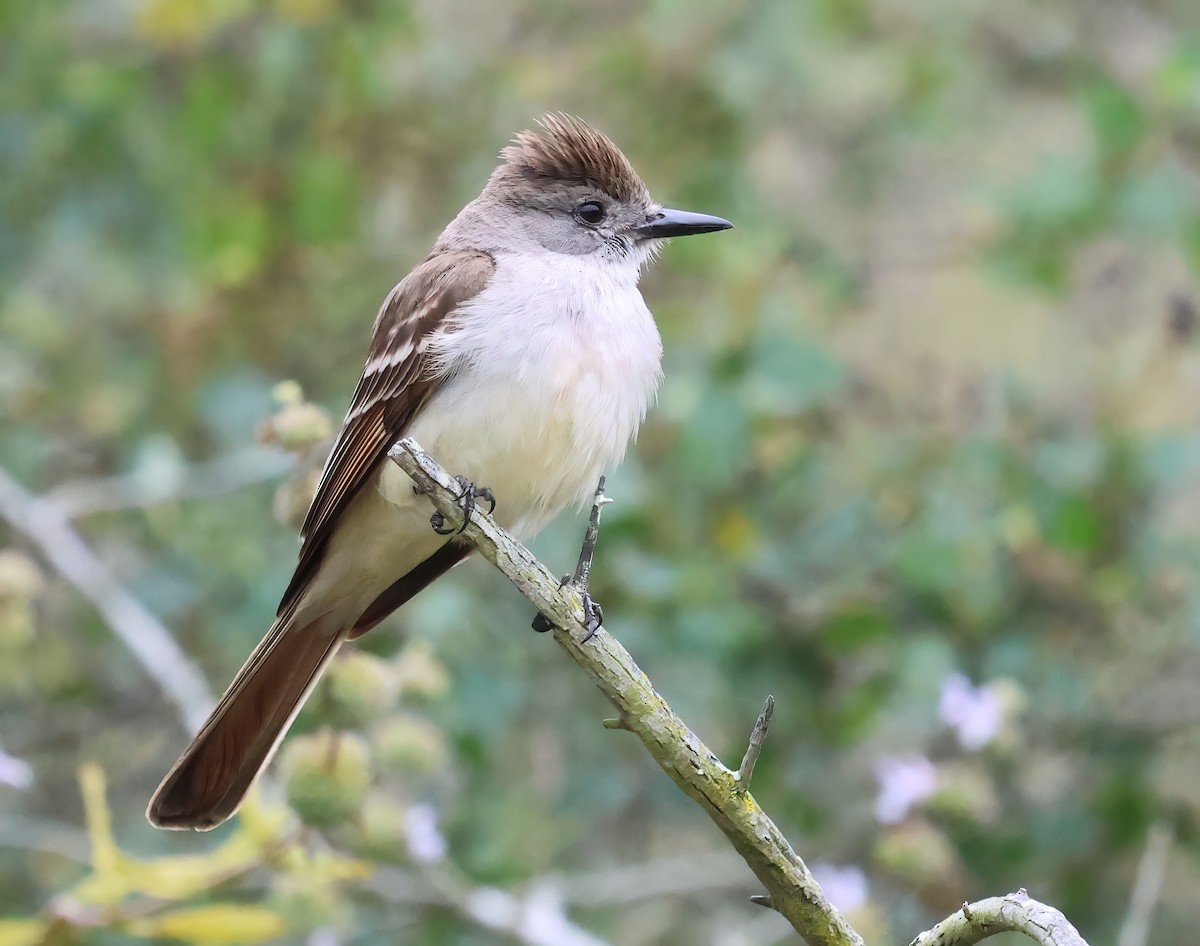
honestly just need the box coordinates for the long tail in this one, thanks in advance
[146,612,344,830]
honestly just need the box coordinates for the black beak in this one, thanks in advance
[636,208,733,239]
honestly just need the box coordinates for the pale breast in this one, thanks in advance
[394,252,664,537]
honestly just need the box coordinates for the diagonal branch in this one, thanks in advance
[389,438,863,946]
[0,466,214,732]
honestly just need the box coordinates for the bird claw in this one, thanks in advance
[531,575,604,641]
[430,475,495,535]
[579,592,604,641]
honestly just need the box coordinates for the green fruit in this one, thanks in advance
[282,731,371,828]
[373,715,446,776]
[324,652,399,730]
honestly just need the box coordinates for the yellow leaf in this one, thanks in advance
[135,0,253,48]
[713,507,758,558]
[283,846,372,885]
[273,0,335,25]
[126,904,287,944]
[78,763,120,874]
[72,762,139,904]
[0,919,47,946]
[235,789,292,845]
[116,847,253,901]
[72,764,286,904]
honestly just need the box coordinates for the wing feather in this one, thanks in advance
[277,249,495,614]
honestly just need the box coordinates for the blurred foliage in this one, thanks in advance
[3,0,1200,943]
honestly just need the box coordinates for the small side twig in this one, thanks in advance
[736,695,775,791]
[908,889,1089,946]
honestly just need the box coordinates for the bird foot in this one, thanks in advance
[532,575,605,641]
[429,475,495,535]
[530,476,611,642]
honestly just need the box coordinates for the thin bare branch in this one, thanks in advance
[369,864,613,946]
[389,438,864,946]
[0,466,214,732]
[43,447,292,518]
[552,852,751,907]
[1117,819,1173,946]
[907,889,1090,946]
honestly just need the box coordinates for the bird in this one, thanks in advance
[147,113,732,830]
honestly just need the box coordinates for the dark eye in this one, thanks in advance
[575,201,606,225]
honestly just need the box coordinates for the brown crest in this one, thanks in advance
[496,113,650,205]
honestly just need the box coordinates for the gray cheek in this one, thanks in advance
[541,226,605,257]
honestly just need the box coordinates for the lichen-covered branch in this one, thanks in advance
[907,890,1089,946]
[389,440,1096,946]
[389,438,863,946]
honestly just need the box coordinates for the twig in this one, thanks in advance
[0,466,214,732]
[1117,819,1173,946]
[374,852,752,912]
[0,816,91,864]
[907,889,1090,946]
[736,695,775,791]
[460,883,613,946]
[42,447,292,519]
[552,852,751,906]
[369,865,613,946]
[389,438,864,946]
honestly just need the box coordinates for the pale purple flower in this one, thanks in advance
[405,803,447,864]
[811,863,869,913]
[873,755,937,824]
[939,673,1003,751]
[465,885,608,946]
[0,750,33,790]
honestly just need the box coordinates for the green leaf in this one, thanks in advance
[1087,77,1144,160]
[291,151,359,243]
[747,330,845,415]
[822,607,891,654]
[1048,495,1102,554]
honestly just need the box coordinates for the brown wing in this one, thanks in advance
[277,249,495,615]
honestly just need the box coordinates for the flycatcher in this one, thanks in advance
[148,113,732,830]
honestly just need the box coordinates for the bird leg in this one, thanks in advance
[428,475,495,535]
[532,477,611,641]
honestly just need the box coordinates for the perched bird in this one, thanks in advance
[148,114,732,830]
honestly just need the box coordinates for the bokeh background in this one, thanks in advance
[4,1,1200,944]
